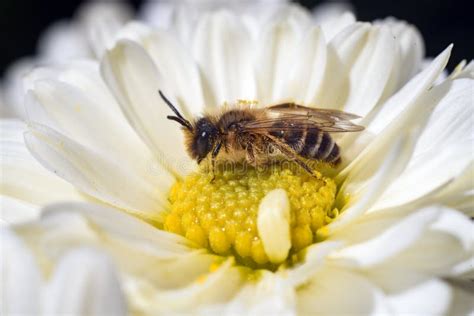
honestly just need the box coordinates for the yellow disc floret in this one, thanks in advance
[164,163,338,267]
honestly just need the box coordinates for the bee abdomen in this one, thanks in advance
[299,129,340,164]
[299,128,321,157]
[325,142,341,164]
[269,121,305,152]
[269,123,341,164]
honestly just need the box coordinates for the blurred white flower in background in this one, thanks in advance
[0,1,132,119]
[1,0,355,119]
[1,0,473,315]
[312,0,354,23]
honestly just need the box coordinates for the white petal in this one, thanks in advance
[257,189,291,263]
[138,0,175,29]
[452,59,474,79]
[330,130,418,232]
[270,3,313,31]
[327,205,408,247]
[309,53,349,111]
[255,18,300,104]
[412,78,473,156]
[341,25,398,116]
[37,20,90,63]
[380,18,424,87]
[132,258,243,313]
[449,59,467,79]
[331,22,370,69]
[44,248,127,315]
[284,241,342,287]
[123,251,218,292]
[215,272,296,316]
[77,1,132,58]
[101,39,193,177]
[363,208,473,291]
[448,285,474,315]
[12,202,232,313]
[41,202,192,255]
[321,22,371,109]
[113,22,207,115]
[24,61,163,188]
[313,2,354,25]
[386,279,453,315]
[134,27,207,116]
[365,44,452,135]
[433,162,474,215]
[26,79,160,181]
[320,12,356,41]
[0,87,6,117]
[24,123,168,220]
[371,79,474,210]
[0,196,39,226]
[113,20,152,43]
[0,229,41,314]
[2,58,35,119]
[372,143,472,211]
[193,11,256,106]
[284,26,328,106]
[0,118,24,142]
[253,4,312,43]
[340,70,453,181]
[394,231,472,277]
[17,202,203,289]
[24,61,116,110]
[422,58,449,84]
[391,208,473,275]
[366,265,435,296]
[0,119,82,206]
[451,256,474,278]
[297,266,388,315]
[170,4,206,45]
[331,206,440,268]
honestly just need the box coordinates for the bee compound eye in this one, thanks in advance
[196,134,212,158]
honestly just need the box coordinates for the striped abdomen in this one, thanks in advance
[269,121,341,164]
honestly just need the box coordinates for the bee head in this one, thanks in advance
[192,118,219,163]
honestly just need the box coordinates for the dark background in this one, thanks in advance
[1,0,472,77]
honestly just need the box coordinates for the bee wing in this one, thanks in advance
[268,103,361,120]
[240,104,364,133]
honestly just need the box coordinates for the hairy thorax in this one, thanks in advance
[215,109,260,162]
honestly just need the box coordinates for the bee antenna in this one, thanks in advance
[159,90,193,131]
[159,90,185,120]
[167,115,193,131]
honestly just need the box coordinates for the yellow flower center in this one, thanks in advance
[164,163,339,268]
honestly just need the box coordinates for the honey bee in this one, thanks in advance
[160,91,364,174]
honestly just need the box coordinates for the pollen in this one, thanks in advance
[164,163,338,267]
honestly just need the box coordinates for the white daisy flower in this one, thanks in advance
[2,3,474,315]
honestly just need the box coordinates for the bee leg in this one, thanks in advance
[210,159,216,183]
[269,139,314,176]
[210,142,222,182]
[246,146,258,169]
[292,158,315,176]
